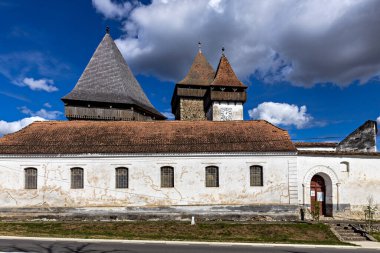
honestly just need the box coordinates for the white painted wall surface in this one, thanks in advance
[297,155,380,218]
[0,154,295,208]
[209,102,243,121]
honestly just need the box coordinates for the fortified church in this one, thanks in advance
[0,29,379,220]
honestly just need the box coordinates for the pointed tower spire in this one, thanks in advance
[62,32,165,120]
[211,51,246,87]
[178,43,215,86]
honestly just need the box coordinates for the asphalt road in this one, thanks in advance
[0,238,378,253]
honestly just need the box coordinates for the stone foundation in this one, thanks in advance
[0,204,299,221]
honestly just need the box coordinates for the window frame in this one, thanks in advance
[115,167,129,189]
[250,165,263,187]
[71,167,84,189]
[24,167,38,189]
[205,166,219,187]
[161,166,174,188]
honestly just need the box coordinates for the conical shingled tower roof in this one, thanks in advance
[211,54,246,87]
[178,50,215,86]
[62,32,164,119]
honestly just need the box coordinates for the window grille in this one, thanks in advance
[116,167,128,188]
[71,167,84,189]
[250,165,263,186]
[205,166,219,187]
[161,166,174,187]
[25,168,37,189]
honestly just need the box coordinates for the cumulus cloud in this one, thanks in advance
[93,0,380,87]
[22,77,58,92]
[377,116,380,126]
[19,106,62,120]
[0,117,46,136]
[43,102,52,108]
[248,102,313,129]
[92,0,133,19]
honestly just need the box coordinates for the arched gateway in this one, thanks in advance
[310,175,326,216]
[303,166,339,217]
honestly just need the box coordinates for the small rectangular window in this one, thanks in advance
[205,166,219,187]
[71,167,84,189]
[250,165,263,186]
[25,168,37,189]
[116,167,128,188]
[161,166,174,188]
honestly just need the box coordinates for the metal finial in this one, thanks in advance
[106,26,110,34]
[198,41,202,53]
[222,47,225,55]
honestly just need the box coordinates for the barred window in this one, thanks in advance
[116,167,128,188]
[205,166,219,187]
[161,166,174,188]
[25,168,37,189]
[250,165,263,186]
[71,167,84,189]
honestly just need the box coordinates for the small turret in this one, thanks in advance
[205,48,247,121]
[171,42,215,120]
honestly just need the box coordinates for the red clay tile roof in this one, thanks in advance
[0,120,296,155]
[294,142,338,148]
[211,55,247,87]
[178,51,215,86]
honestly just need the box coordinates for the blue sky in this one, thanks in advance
[0,0,379,147]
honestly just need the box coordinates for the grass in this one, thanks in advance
[372,232,380,241]
[0,221,346,245]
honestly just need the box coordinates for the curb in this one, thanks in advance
[0,236,364,249]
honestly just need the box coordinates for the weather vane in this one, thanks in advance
[198,41,202,52]
[106,26,110,34]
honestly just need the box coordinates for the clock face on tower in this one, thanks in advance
[220,108,232,121]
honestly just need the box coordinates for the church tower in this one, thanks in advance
[62,28,165,121]
[205,49,247,121]
[171,43,215,120]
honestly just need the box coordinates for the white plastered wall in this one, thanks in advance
[298,155,380,218]
[0,154,296,208]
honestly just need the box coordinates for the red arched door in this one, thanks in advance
[310,175,326,216]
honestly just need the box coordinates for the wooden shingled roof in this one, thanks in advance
[211,54,247,87]
[61,32,164,119]
[0,120,296,155]
[178,51,215,86]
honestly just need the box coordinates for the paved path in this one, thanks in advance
[0,237,379,253]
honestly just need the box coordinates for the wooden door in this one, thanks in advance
[310,175,326,216]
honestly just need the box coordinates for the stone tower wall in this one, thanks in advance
[178,98,206,120]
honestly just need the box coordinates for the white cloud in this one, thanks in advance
[0,117,46,136]
[19,106,62,120]
[95,0,380,87]
[0,51,69,87]
[22,77,58,92]
[43,102,52,108]
[248,102,313,129]
[92,0,133,19]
